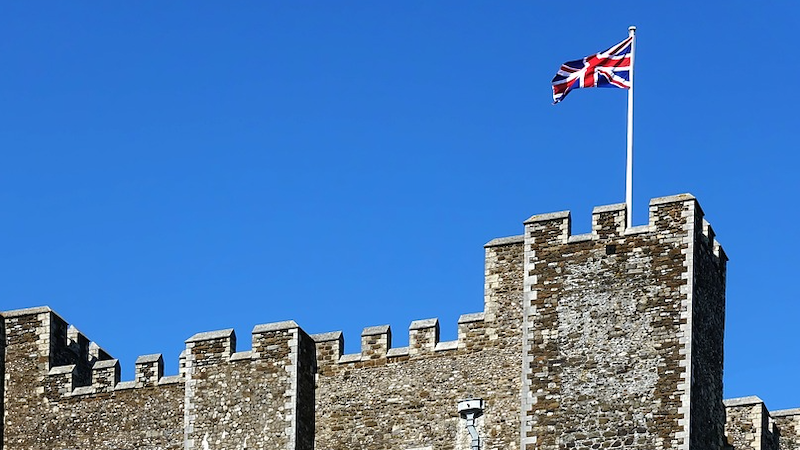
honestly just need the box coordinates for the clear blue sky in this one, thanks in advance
[1,3,797,411]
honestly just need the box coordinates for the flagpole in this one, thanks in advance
[626,25,636,229]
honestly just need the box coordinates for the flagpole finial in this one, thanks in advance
[628,26,636,35]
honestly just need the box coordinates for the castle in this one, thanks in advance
[2,193,798,450]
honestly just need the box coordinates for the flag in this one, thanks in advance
[551,36,633,104]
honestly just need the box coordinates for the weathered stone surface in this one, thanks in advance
[2,308,183,450]
[521,195,728,450]
[773,409,800,450]
[725,397,780,450]
[0,195,796,450]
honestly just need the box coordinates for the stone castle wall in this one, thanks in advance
[1,194,797,450]
[183,322,316,450]
[520,195,727,450]
[311,234,524,450]
[2,307,184,450]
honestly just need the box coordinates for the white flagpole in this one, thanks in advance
[626,25,636,229]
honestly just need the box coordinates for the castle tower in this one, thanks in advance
[520,194,727,450]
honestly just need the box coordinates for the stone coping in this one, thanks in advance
[592,202,626,214]
[310,331,342,342]
[387,347,409,357]
[409,318,438,330]
[723,396,764,407]
[624,225,652,235]
[567,233,593,243]
[2,305,61,320]
[458,312,485,324]
[484,235,524,248]
[73,386,94,395]
[524,210,570,224]
[362,325,390,336]
[49,364,75,375]
[230,351,253,361]
[116,381,136,390]
[94,359,119,369]
[58,375,186,396]
[339,353,361,363]
[159,375,184,385]
[186,328,235,343]
[135,353,162,364]
[650,193,695,206]
[772,408,800,417]
[253,320,298,334]
[434,341,458,352]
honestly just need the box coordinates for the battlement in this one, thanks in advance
[310,311,487,370]
[4,194,797,450]
[522,193,727,264]
[3,307,320,399]
[183,319,304,366]
[1,306,184,398]
[4,304,496,397]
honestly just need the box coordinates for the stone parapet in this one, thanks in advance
[311,311,492,370]
[3,194,796,450]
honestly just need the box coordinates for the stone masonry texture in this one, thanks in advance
[1,194,797,450]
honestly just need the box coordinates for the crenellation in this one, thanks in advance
[2,194,796,450]
[92,358,120,393]
[46,364,76,398]
[592,202,627,238]
[311,330,344,367]
[185,328,236,367]
[361,324,391,360]
[457,312,487,350]
[252,319,299,360]
[524,210,571,245]
[182,320,314,450]
[135,353,164,387]
[409,318,439,356]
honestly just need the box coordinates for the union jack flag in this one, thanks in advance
[551,36,632,104]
